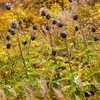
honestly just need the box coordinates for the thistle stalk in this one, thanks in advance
[16,31,28,78]
[65,38,72,73]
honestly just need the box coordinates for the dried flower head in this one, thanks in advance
[10,20,17,29]
[5,2,13,10]
[39,8,47,16]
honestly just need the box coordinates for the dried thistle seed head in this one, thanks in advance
[39,8,46,16]
[58,22,63,28]
[33,24,37,30]
[75,26,79,31]
[46,13,50,19]
[46,25,51,31]
[10,28,16,35]
[73,14,78,20]
[94,36,99,41]
[60,31,67,38]
[52,50,56,56]
[84,91,91,98]
[91,26,96,32]
[69,0,72,3]
[30,34,36,41]
[6,43,11,49]
[89,91,94,95]
[22,41,27,45]
[41,10,46,16]
[52,19,57,25]
[8,29,11,32]
[10,20,17,29]
[19,20,23,25]
[6,35,11,40]
[5,2,12,10]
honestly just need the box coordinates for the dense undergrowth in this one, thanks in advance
[0,0,100,100]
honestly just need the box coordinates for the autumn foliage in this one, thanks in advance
[0,0,100,100]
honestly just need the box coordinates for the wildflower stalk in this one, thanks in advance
[78,21,89,62]
[46,19,53,50]
[27,38,31,55]
[16,31,28,78]
[56,27,59,42]
[13,6,28,78]
[37,28,48,41]
[48,30,53,50]
[78,21,87,49]
[65,39,72,74]
[0,31,13,78]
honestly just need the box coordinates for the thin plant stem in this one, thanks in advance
[14,9,20,20]
[56,27,59,42]
[48,67,55,88]
[13,7,28,78]
[27,38,31,55]
[46,20,53,50]
[78,21,90,64]
[48,30,53,50]
[16,31,28,78]
[78,22,90,63]
[62,0,64,8]
[37,28,48,41]
[80,29,87,49]
[65,39,72,74]
[86,29,92,41]
[78,21,87,49]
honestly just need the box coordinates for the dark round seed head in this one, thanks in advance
[22,41,27,45]
[33,24,37,30]
[19,20,23,25]
[6,43,11,49]
[75,26,79,31]
[41,10,46,16]
[91,26,96,32]
[73,14,78,20]
[6,35,11,40]
[46,13,50,19]
[8,29,11,32]
[30,34,36,41]
[94,36,99,41]
[58,22,63,28]
[10,20,17,29]
[84,92,90,98]
[5,2,12,10]
[60,31,67,38]
[52,19,57,25]
[10,28,16,35]
[52,50,56,56]
[69,0,72,2]
[89,91,94,95]
[46,25,51,31]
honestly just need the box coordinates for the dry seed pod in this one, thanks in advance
[60,31,67,38]
[5,2,12,10]
[6,43,11,49]
[10,20,17,29]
